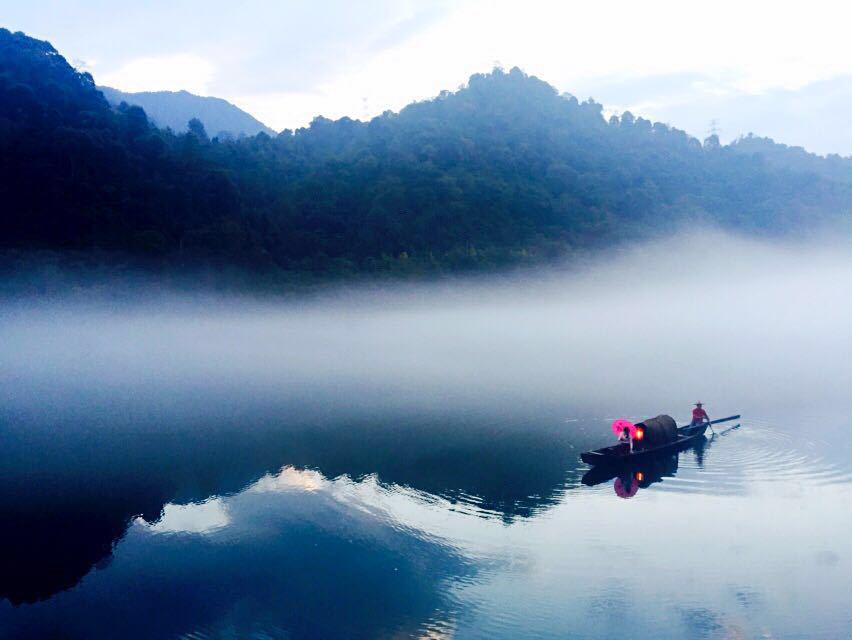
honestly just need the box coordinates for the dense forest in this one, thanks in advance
[1,28,850,280]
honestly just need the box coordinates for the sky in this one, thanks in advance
[3,0,852,155]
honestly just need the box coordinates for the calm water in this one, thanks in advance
[1,236,851,639]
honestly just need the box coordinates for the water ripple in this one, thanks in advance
[645,421,852,496]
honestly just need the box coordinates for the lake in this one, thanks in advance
[1,234,850,639]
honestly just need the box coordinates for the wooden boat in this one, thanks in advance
[579,415,740,467]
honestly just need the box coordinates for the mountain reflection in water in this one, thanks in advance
[0,409,586,608]
[0,463,472,640]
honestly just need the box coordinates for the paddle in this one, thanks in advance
[708,414,741,425]
[706,414,741,434]
[679,414,741,434]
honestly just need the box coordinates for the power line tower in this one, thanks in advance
[707,119,721,138]
[704,119,721,149]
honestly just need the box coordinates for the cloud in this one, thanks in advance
[144,498,230,534]
[97,53,216,94]
[367,3,451,52]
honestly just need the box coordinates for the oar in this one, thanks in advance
[678,414,741,433]
[680,414,740,426]
[708,414,741,425]
[710,414,740,435]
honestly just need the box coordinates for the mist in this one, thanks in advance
[2,231,849,432]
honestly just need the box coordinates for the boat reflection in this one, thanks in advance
[581,436,710,498]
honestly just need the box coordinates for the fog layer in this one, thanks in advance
[2,231,850,427]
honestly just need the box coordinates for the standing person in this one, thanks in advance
[617,426,633,454]
[691,402,710,427]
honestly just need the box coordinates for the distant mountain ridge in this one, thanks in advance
[1,26,850,281]
[99,86,275,137]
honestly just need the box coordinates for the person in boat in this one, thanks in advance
[691,402,710,427]
[617,426,633,454]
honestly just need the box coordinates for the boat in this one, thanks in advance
[579,414,740,467]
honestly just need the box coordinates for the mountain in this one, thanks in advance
[1,27,850,281]
[98,86,275,137]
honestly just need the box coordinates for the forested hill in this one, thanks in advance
[99,86,275,137]
[1,28,850,278]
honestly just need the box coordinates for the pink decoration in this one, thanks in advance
[611,418,637,438]
[614,476,639,499]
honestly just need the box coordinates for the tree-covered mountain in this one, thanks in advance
[1,28,850,279]
[99,86,275,137]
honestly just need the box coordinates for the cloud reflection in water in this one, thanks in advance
[0,466,474,640]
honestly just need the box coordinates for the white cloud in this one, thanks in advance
[142,497,230,535]
[251,466,327,493]
[97,53,216,94]
[226,0,852,134]
[235,90,340,133]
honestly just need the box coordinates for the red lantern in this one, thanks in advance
[635,426,645,441]
[635,472,644,482]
